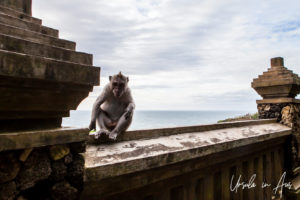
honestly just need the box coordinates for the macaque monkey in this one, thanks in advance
[89,72,135,140]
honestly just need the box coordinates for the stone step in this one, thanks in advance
[0,49,99,86]
[0,12,58,37]
[0,23,75,50]
[0,34,92,65]
[0,5,41,24]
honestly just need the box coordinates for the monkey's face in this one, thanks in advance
[111,79,127,98]
[109,72,129,98]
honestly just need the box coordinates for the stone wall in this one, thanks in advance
[0,142,85,200]
[258,103,300,141]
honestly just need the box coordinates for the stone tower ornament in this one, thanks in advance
[252,57,300,99]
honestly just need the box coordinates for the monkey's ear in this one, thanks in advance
[127,77,129,82]
[109,76,112,81]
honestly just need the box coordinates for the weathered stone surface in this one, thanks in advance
[17,150,51,190]
[281,105,293,127]
[0,181,17,200]
[0,151,20,184]
[50,182,78,200]
[49,145,70,161]
[50,160,67,182]
[67,154,84,190]
[19,148,33,162]
[64,153,73,165]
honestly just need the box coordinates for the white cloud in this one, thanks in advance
[33,0,300,111]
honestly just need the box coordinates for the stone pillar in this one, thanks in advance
[252,57,300,199]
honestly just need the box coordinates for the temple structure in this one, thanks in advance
[0,1,99,199]
[0,1,300,200]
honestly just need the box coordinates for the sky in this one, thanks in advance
[32,0,300,111]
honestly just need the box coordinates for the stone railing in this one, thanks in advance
[82,119,292,200]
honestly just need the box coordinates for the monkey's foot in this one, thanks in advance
[108,132,118,141]
[94,130,110,140]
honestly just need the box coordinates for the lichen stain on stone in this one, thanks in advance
[180,140,210,148]
[98,144,182,162]
[96,146,105,151]
[180,141,195,148]
[122,142,137,148]
[210,137,222,143]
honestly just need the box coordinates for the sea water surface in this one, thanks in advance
[62,110,250,130]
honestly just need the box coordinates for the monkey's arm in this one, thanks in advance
[125,102,135,120]
[89,87,107,130]
[124,88,135,119]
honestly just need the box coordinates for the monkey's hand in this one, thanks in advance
[89,121,96,131]
[108,132,118,141]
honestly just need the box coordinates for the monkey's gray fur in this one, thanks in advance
[89,72,135,140]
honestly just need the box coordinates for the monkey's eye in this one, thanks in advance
[112,82,118,87]
[119,83,125,88]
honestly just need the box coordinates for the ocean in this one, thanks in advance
[62,110,251,130]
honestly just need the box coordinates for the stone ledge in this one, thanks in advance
[88,119,277,143]
[0,12,58,37]
[257,98,300,104]
[0,22,76,50]
[85,122,291,181]
[0,127,89,152]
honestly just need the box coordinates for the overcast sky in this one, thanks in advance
[32,0,300,111]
